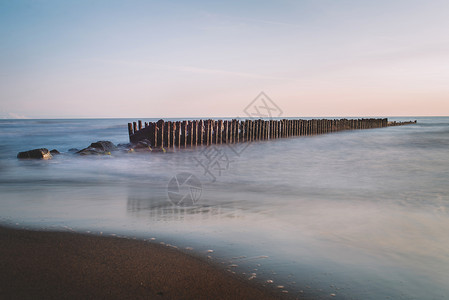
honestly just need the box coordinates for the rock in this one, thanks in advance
[17,148,52,160]
[50,149,60,155]
[152,147,166,153]
[117,143,133,149]
[88,141,117,152]
[134,139,152,151]
[76,141,117,155]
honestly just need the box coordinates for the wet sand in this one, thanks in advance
[0,226,291,300]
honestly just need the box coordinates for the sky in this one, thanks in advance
[1,0,448,118]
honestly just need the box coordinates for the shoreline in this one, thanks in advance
[0,225,292,300]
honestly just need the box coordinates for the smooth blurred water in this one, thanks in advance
[1,117,448,299]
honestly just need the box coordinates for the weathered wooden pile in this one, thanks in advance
[127,118,412,148]
[388,120,417,126]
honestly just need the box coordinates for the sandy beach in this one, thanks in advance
[0,226,290,300]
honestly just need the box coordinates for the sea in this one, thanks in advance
[0,117,448,299]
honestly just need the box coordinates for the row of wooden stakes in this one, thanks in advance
[128,118,390,148]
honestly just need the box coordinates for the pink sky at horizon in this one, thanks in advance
[1,0,448,118]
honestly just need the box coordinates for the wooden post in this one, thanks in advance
[234,119,238,143]
[188,121,193,147]
[228,120,232,143]
[199,120,204,146]
[291,120,295,136]
[193,120,198,147]
[267,120,270,139]
[262,120,265,140]
[279,120,283,138]
[283,119,287,137]
[174,122,179,148]
[157,120,164,148]
[217,120,222,144]
[205,120,210,146]
[268,120,272,139]
[282,120,286,137]
[289,120,292,137]
[269,120,272,139]
[152,122,158,147]
[247,121,250,142]
[288,120,292,137]
[229,120,233,144]
[256,120,259,140]
[248,120,253,142]
[266,120,269,140]
[274,120,279,139]
[181,121,186,147]
[212,121,217,144]
[252,120,256,141]
[234,120,238,143]
[213,121,217,144]
[285,119,288,137]
[128,123,133,137]
[166,121,171,148]
[277,120,280,139]
[253,120,258,140]
[198,120,202,146]
[210,120,214,144]
[138,120,142,130]
[211,120,215,144]
[224,121,229,144]
[265,120,270,140]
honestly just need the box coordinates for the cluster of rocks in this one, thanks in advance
[17,140,165,159]
[16,148,58,160]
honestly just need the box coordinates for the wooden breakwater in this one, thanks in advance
[127,118,415,148]
[388,120,417,126]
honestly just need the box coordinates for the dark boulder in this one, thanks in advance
[134,139,152,151]
[17,148,52,160]
[88,141,117,152]
[152,147,166,153]
[76,141,117,155]
[117,143,133,149]
[50,149,60,155]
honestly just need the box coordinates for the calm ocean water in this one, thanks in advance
[1,117,448,299]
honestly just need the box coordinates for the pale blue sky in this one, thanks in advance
[1,0,448,118]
